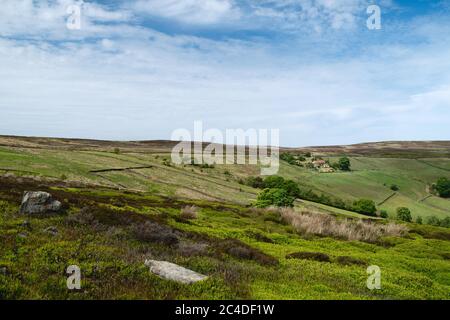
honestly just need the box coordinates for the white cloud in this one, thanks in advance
[0,1,449,146]
[132,0,241,25]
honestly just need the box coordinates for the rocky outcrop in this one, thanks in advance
[19,191,62,214]
[144,260,208,284]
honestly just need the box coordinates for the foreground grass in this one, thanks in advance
[1,178,449,300]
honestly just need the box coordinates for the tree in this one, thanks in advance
[245,176,265,189]
[396,207,412,222]
[426,216,441,226]
[415,216,423,225]
[263,176,285,189]
[390,184,399,191]
[440,217,450,228]
[255,188,294,208]
[352,199,377,216]
[338,157,351,171]
[380,210,388,219]
[435,177,450,198]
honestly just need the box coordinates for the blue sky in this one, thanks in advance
[0,0,450,147]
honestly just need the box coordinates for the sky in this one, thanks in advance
[0,0,450,147]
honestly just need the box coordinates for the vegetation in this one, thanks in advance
[396,207,412,223]
[255,188,294,208]
[352,199,377,216]
[0,136,449,300]
[435,177,450,198]
[338,157,351,171]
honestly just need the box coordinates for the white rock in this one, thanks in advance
[19,191,62,214]
[145,260,208,284]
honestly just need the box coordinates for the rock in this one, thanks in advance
[19,191,62,214]
[44,226,58,236]
[144,260,208,284]
[18,232,28,239]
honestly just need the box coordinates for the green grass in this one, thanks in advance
[1,185,449,300]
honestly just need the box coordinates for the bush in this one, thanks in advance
[416,216,423,225]
[338,157,351,171]
[286,252,331,262]
[130,221,178,246]
[380,210,388,219]
[396,207,412,222]
[219,239,278,266]
[245,176,265,189]
[352,199,377,216]
[336,256,367,266]
[255,188,294,208]
[426,215,441,226]
[263,176,285,189]
[435,177,450,198]
[113,148,120,154]
[180,205,198,220]
[440,217,450,228]
[390,184,399,191]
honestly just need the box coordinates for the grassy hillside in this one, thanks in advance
[0,136,449,300]
[1,177,449,300]
[0,136,448,219]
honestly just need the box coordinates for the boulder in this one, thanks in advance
[19,191,62,214]
[144,260,208,284]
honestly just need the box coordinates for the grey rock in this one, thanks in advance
[145,260,208,284]
[19,191,62,214]
[18,232,28,239]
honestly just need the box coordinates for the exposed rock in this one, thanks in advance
[18,232,28,239]
[19,191,62,214]
[44,226,58,236]
[144,260,208,284]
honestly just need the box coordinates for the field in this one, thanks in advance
[0,136,449,300]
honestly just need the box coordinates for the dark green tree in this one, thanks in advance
[255,188,294,208]
[435,177,450,198]
[338,157,351,171]
[396,207,412,222]
[352,199,377,216]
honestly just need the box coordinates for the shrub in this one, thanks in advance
[435,177,450,198]
[130,221,178,246]
[336,256,367,266]
[416,216,423,225]
[352,199,377,216]
[255,188,294,208]
[396,207,412,222]
[426,216,441,226]
[390,184,399,191]
[263,176,285,188]
[440,217,450,228]
[286,252,331,262]
[113,148,120,154]
[380,210,388,219]
[219,239,278,266]
[177,242,209,257]
[245,176,265,189]
[180,205,198,220]
[338,157,351,171]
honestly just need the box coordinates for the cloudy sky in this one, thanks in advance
[1,0,450,147]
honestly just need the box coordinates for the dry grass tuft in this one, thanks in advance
[278,208,408,243]
[180,205,199,220]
